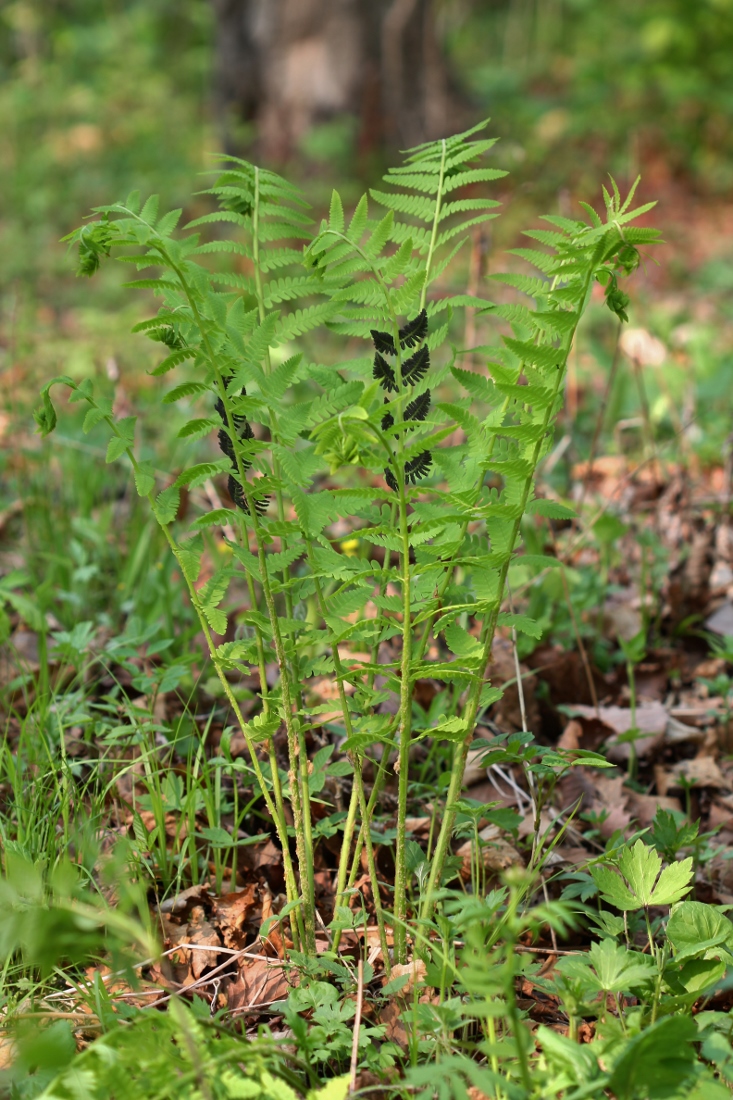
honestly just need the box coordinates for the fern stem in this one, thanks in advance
[419,252,602,920]
[118,444,305,945]
[419,138,447,311]
[305,544,390,967]
[159,251,316,953]
[252,167,316,937]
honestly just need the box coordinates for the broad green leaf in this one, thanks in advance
[537,1025,599,1084]
[608,1015,697,1100]
[309,1076,350,1100]
[666,900,733,961]
[591,840,693,911]
[586,938,655,993]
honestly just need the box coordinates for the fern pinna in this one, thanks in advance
[37,123,658,964]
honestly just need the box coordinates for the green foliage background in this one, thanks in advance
[2,0,733,292]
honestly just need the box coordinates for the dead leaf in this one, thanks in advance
[210,885,258,950]
[187,906,221,979]
[159,883,209,916]
[134,810,187,843]
[380,1000,409,1048]
[620,327,666,367]
[457,825,523,878]
[404,817,431,837]
[625,790,681,828]
[667,756,731,791]
[222,957,291,1015]
[558,720,583,751]
[570,703,667,764]
[387,959,427,995]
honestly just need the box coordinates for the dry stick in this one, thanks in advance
[349,958,365,1094]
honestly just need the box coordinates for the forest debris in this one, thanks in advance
[388,959,427,995]
[571,701,667,737]
[708,799,733,831]
[222,958,291,1015]
[620,327,666,367]
[187,906,221,979]
[527,644,606,709]
[381,1000,409,1047]
[660,756,726,792]
[464,746,488,786]
[625,789,681,828]
[705,601,733,636]
[210,885,259,949]
[568,701,700,763]
[559,770,631,837]
[456,824,523,879]
[404,817,431,837]
[159,883,209,916]
[489,637,539,732]
[134,810,186,843]
[603,600,643,643]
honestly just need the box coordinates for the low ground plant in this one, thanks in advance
[4,121,731,1097]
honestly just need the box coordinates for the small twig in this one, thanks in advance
[41,941,269,1002]
[349,958,365,1093]
[487,763,533,813]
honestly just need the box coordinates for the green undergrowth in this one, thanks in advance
[1,119,732,1098]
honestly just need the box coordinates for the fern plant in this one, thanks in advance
[37,123,658,964]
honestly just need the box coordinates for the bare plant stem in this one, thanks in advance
[306,549,390,966]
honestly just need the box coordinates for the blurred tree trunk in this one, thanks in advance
[211,0,466,162]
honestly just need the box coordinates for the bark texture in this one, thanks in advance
[211,0,464,161]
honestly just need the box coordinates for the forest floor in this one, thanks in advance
[1,177,733,1095]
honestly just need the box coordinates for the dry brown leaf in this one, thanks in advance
[0,1032,16,1071]
[187,906,222,979]
[558,720,583,751]
[210,884,258,950]
[667,756,731,791]
[625,790,681,828]
[222,957,291,1015]
[159,883,209,916]
[570,703,667,764]
[380,1000,409,1048]
[387,959,427,995]
[134,810,186,843]
[404,817,431,837]
[457,825,523,878]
